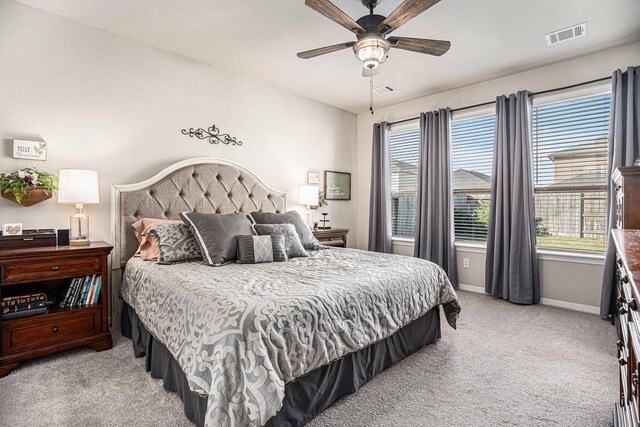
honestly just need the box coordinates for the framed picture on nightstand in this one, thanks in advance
[2,223,23,236]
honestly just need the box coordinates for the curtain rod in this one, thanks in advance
[387,75,612,126]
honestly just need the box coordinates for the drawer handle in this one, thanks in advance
[51,266,60,271]
[619,357,628,366]
[52,326,59,333]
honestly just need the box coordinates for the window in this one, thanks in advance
[389,126,419,238]
[451,114,495,243]
[532,93,610,253]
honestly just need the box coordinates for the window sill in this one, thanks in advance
[391,237,415,247]
[455,242,604,265]
[536,249,605,265]
[392,239,605,265]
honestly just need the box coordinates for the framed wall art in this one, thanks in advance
[307,171,319,184]
[324,170,351,200]
[13,139,47,161]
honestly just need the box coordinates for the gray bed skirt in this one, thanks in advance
[121,301,442,427]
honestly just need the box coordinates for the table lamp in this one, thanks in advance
[58,169,99,246]
[298,185,319,228]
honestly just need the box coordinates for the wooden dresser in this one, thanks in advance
[613,165,640,426]
[0,242,113,377]
[613,230,640,426]
[312,228,350,248]
[613,166,640,230]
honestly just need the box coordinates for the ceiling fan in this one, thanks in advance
[297,0,450,77]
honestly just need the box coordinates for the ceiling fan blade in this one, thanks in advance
[305,0,365,34]
[388,37,450,56]
[362,66,380,78]
[378,0,441,34]
[297,41,355,59]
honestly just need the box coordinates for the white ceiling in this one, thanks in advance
[16,0,640,113]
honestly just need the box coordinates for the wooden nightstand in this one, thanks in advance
[0,242,113,377]
[313,228,350,248]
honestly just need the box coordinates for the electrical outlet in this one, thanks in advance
[463,258,470,268]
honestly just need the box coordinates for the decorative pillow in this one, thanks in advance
[147,223,202,264]
[249,211,323,250]
[180,212,255,266]
[131,218,182,261]
[253,224,309,258]
[236,234,287,264]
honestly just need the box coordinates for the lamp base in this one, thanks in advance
[69,239,90,246]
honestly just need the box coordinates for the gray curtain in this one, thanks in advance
[485,91,540,304]
[600,66,640,318]
[368,122,392,253]
[414,109,458,287]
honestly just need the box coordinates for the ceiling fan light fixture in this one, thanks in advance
[364,59,379,70]
[353,35,390,68]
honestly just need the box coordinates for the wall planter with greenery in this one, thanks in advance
[0,168,58,207]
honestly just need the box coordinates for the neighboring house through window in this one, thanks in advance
[387,87,610,255]
[532,91,610,252]
[451,113,495,243]
[389,126,419,238]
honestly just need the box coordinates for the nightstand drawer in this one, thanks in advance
[2,308,100,354]
[312,228,350,248]
[319,239,346,247]
[1,256,101,283]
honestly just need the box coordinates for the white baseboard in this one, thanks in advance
[457,283,600,315]
[458,284,485,294]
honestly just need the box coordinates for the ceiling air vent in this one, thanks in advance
[373,85,396,95]
[545,23,587,46]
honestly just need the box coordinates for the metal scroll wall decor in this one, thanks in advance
[181,124,243,146]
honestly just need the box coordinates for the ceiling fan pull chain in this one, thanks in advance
[370,75,374,115]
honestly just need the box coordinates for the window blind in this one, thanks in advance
[451,114,495,242]
[531,93,610,252]
[389,127,420,237]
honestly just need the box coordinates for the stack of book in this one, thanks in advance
[60,275,102,309]
[1,293,49,320]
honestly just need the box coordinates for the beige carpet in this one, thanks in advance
[0,291,616,426]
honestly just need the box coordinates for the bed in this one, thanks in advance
[113,157,460,427]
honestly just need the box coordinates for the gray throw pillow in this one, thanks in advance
[147,223,202,264]
[236,234,287,264]
[249,211,323,250]
[253,224,309,258]
[180,212,255,266]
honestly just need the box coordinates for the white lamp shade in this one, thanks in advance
[57,169,100,204]
[298,185,319,206]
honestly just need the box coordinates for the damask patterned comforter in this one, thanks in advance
[121,248,460,427]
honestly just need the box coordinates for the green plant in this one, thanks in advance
[474,199,489,226]
[0,167,58,203]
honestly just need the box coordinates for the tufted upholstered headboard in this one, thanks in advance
[111,158,286,268]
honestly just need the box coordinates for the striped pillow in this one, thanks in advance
[236,235,287,264]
